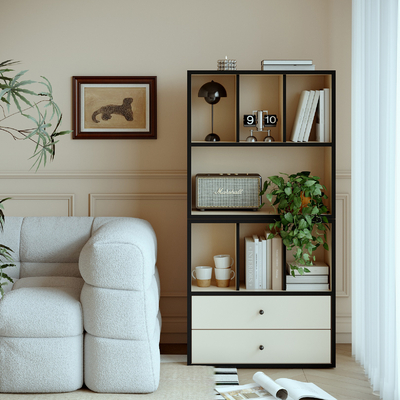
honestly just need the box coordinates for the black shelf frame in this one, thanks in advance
[187,69,336,369]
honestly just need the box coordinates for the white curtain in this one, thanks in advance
[352,0,400,399]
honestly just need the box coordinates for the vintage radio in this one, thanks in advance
[195,173,262,211]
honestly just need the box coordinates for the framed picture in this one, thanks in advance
[72,76,157,139]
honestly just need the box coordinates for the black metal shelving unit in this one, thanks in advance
[187,70,336,368]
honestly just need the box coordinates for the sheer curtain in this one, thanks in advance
[352,0,399,399]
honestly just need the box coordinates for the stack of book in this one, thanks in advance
[285,261,330,291]
[290,88,330,142]
[245,231,283,290]
[261,59,315,71]
[214,368,239,400]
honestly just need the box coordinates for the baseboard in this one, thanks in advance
[160,343,187,355]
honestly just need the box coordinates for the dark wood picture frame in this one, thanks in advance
[72,76,157,139]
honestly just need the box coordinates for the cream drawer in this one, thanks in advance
[192,296,330,330]
[192,329,331,364]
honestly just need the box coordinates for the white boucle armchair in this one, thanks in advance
[0,216,161,394]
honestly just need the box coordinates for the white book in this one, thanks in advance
[316,89,325,142]
[253,235,261,289]
[262,59,313,65]
[286,261,329,276]
[303,90,320,142]
[264,231,273,290]
[260,236,267,289]
[286,274,329,284]
[290,90,310,142]
[270,233,283,290]
[297,91,315,142]
[286,283,330,291]
[262,64,315,71]
[324,88,330,142]
[245,237,255,290]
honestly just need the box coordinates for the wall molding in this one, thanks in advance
[336,193,351,298]
[0,170,187,180]
[0,194,75,216]
[336,170,351,180]
[0,170,350,181]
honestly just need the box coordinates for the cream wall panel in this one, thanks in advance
[336,176,352,343]
[0,194,74,217]
[1,0,352,344]
[90,193,187,343]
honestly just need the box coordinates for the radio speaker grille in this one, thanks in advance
[196,175,261,210]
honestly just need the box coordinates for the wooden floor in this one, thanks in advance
[161,344,377,399]
[237,344,377,400]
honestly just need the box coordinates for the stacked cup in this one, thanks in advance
[213,254,235,287]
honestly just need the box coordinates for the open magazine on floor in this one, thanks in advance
[216,372,337,400]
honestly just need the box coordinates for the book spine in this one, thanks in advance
[286,262,329,275]
[298,91,315,142]
[316,89,324,142]
[266,234,272,290]
[291,90,310,142]
[286,283,330,291]
[270,234,283,290]
[261,59,313,65]
[324,88,330,142]
[303,90,320,142]
[245,237,255,290]
[261,65,316,70]
[260,236,267,290]
[253,235,260,289]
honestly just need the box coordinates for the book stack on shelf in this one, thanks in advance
[291,88,330,142]
[261,59,315,71]
[286,261,330,291]
[245,231,283,290]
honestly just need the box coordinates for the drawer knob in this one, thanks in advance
[259,310,264,315]
[259,345,264,351]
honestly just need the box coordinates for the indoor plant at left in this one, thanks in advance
[0,59,70,296]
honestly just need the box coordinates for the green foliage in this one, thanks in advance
[0,59,71,170]
[0,199,15,297]
[260,171,330,276]
[0,60,70,296]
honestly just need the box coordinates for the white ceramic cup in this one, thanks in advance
[214,267,235,287]
[191,266,212,287]
[214,268,235,280]
[214,254,234,269]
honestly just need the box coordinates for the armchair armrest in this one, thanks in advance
[79,218,157,291]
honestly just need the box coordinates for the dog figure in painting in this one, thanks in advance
[92,97,134,123]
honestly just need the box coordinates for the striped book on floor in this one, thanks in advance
[214,368,239,399]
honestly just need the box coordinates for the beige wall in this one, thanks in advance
[0,0,352,343]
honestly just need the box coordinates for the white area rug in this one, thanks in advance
[0,358,215,400]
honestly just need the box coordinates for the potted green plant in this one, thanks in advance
[0,60,70,296]
[260,171,330,277]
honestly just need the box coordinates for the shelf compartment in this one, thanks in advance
[191,146,333,217]
[238,74,284,142]
[190,223,237,292]
[286,74,334,143]
[190,75,237,142]
[285,222,334,292]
